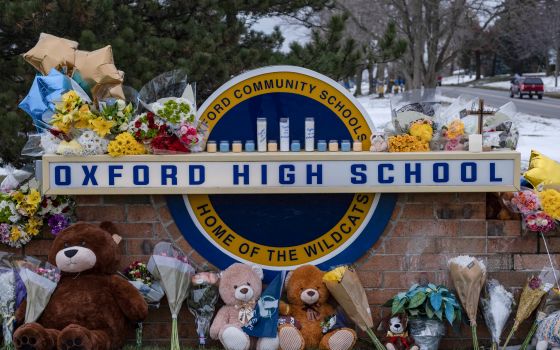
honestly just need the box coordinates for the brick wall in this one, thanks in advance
[8,193,558,349]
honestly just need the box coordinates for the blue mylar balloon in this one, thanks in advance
[18,68,72,127]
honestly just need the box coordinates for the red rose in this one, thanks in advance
[135,120,142,128]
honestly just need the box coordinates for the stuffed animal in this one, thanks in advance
[209,263,278,350]
[370,132,388,152]
[381,314,418,350]
[535,311,560,350]
[13,222,148,350]
[278,265,356,350]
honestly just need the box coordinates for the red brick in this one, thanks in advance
[456,192,486,203]
[174,237,193,255]
[437,238,486,253]
[488,236,538,254]
[458,220,487,236]
[365,288,397,305]
[118,254,150,271]
[112,223,153,238]
[126,239,159,255]
[408,254,448,271]
[23,239,53,256]
[384,237,438,254]
[74,195,102,205]
[75,206,125,222]
[390,203,403,220]
[357,254,407,271]
[151,195,167,207]
[382,271,436,289]
[397,194,408,203]
[393,220,458,236]
[400,203,435,219]
[166,222,184,240]
[487,271,532,288]
[435,203,485,219]
[0,245,23,255]
[104,195,150,204]
[514,254,560,270]
[127,205,158,222]
[157,206,173,224]
[406,193,457,203]
[487,220,522,237]
[541,237,560,253]
[356,270,382,288]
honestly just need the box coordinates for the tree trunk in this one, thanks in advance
[475,49,481,80]
[556,46,559,87]
[377,63,386,97]
[411,0,424,89]
[368,61,375,95]
[490,52,497,77]
[354,66,363,96]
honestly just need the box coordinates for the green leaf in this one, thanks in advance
[396,292,406,300]
[408,292,426,309]
[425,302,434,319]
[445,301,455,324]
[428,283,437,290]
[409,309,419,317]
[430,292,443,311]
[408,283,419,292]
[392,297,406,315]
[435,308,443,321]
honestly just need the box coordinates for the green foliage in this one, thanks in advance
[384,283,463,325]
[373,21,407,64]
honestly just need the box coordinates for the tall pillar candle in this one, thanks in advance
[305,117,315,151]
[279,118,290,152]
[257,118,267,152]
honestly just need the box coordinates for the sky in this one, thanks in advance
[250,16,311,52]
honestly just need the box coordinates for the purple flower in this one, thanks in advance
[0,223,10,245]
[48,214,69,235]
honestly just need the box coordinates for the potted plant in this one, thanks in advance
[384,283,463,350]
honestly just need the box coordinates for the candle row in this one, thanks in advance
[206,140,363,153]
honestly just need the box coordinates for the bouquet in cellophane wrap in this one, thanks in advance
[0,263,16,349]
[147,242,195,350]
[448,256,486,350]
[187,271,220,347]
[16,259,60,323]
[122,260,164,306]
[139,70,208,154]
[322,266,385,350]
[480,279,514,350]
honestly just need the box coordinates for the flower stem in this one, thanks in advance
[502,327,516,350]
[520,321,538,350]
[472,324,479,350]
[171,316,180,350]
[365,327,387,350]
[491,342,497,350]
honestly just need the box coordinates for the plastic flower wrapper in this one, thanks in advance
[121,261,164,305]
[138,70,193,114]
[448,255,486,350]
[481,279,514,350]
[506,188,541,214]
[16,261,60,323]
[322,265,385,350]
[1,165,21,193]
[502,272,555,349]
[147,241,195,350]
[0,265,16,349]
[390,89,442,134]
[187,271,220,346]
[482,102,520,150]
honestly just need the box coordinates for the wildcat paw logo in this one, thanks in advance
[166,66,396,280]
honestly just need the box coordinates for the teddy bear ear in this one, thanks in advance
[251,264,264,280]
[284,270,293,288]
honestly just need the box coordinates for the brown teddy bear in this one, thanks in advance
[209,263,278,350]
[13,222,148,350]
[278,265,356,350]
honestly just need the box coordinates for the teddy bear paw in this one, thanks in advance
[219,326,250,350]
[278,326,304,350]
[58,325,92,350]
[14,323,48,350]
[14,335,39,350]
[327,329,356,350]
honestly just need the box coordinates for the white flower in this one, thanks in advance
[116,99,126,110]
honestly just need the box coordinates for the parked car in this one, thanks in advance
[510,77,544,99]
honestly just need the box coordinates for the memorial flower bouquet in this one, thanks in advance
[122,261,164,305]
[187,271,220,347]
[17,261,60,323]
[480,279,514,350]
[0,266,16,349]
[448,256,486,350]
[502,274,554,349]
[147,242,195,350]
[323,266,386,350]
[127,112,165,143]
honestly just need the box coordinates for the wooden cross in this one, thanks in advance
[466,98,495,134]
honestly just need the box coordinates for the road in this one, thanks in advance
[439,86,560,119]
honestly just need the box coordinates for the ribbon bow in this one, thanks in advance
[386,331,411,349]
[302,303,321,321]
[235,301,256,325]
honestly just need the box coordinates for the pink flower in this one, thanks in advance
[525,211,556,233]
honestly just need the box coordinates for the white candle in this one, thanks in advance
[280,118,290,152]
[257,118,267,152]
[305,117,315,152]
[469,134,483,152]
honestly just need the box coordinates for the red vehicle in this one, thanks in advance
[510,77,544,99]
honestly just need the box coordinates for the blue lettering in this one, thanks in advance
[261,164,267,185]
[279,164,295,185]
[432,163,449,183]
[490,162,502,182]
[108,165,123,186]
[306,164,323,184]
[351,164,367,184]
[133,165,149,185]
[405,163,421,183]
[81,165,98,186]
[161,165,177,185]
[378,164,394,184]
[233,164,250,185]
[461,162,477,182]
[189,165,205,185]
[54,165,71,186]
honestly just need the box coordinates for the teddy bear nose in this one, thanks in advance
[64,249,78,258]
[239,287,249,294]
[395,324,401,329]
[306,290,315,297]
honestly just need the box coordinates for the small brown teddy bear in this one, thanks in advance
[381,314,418,350]
[278,265,356,350]
[13,222,148,350]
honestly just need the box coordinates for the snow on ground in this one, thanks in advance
[484,75,560,93]
[357,94,560,169]
[441,74,479,86]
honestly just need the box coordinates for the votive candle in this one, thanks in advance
[219,141,229,152]
[353,140,362,152]
[232,140,242,153]
[206,141,217,153]
[245,140,255,152]
[268,140,278,152]
[317,140,327,152]
[291,140,301,152]
[341,140,351,152]
[329,140,339,152]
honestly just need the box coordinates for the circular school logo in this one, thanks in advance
[166,66,396,280]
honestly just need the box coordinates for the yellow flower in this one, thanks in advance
[388,134,429,152]
[11,191,24,203]
[59,90,81,112]
[90,117,115,137]
[10,226,22,241]
[409,123,433,143]
[323,266,348,282]
[446,119,465,139]
[539,189,560,220]
[25,217,43,236]
[108,133,146,156]
[74,105,95,129]
[26,189,41,206]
